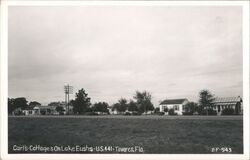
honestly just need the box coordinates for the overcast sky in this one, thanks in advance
[8,6,243,106]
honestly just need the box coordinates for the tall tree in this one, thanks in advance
[13,97,28,110]
[133,91,154,113]
[127,100,138,112]
[92,102,109,113]
[56,106,65,113]
[72,88,91,114]
[184,102,199,114]
[199,89,215,114]
[112,98,128,113]
[29,101,41,108]
[48,102,61,107]
[8,98,15,114]
[118,98,127,110]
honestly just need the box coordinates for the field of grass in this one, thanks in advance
[8,115,243,154]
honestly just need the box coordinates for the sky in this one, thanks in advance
[8,6,243,106]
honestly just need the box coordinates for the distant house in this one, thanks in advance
[22,106,37,115]
[110,108,119,115]
[212,96,242,115]
[107,106,114,114]
[22,105,55,115]
[21,103,74,116]
[159,99,189,115]
[48,101,73,115]
[38,106,57,115]
[23,109,35,115]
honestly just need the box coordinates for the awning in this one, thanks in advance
[213,102,237,106]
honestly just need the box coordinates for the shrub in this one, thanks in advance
[182,112,193,115]
[84,112,98,116]
[201,109,217,115]
[154,108,160,113]
[86,108,93,112]
[156,112,165,116]
[124,112,131,116]
[59,112,64,115]
[221,108,235,115]
[14,110,23,115]
[193,111,199,115]
[164,108,169,112]
[168,109,177,115]
[132,111,141,115]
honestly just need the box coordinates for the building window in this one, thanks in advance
[163,106,169,112]
[174,105,179,111]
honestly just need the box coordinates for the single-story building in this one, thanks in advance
[22,105,74,115]
[159,98,189,115]
[107,106,115,114]
[23,109,35,115]
[39,106,57,115]
[212,96,242,115]
[22,106,38,115]
[22,106,56,115]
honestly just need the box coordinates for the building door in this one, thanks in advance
[235,103,240,114]
[217,105,221,112]
[216,105,221,115]
[40,110,46,115]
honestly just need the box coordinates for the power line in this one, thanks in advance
[64,84,73,115]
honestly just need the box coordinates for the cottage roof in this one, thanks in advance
[26,106,34,110]
[33,106,40,109]
[213,97,242,103]
[39,105,57,109]
[160,99,187,105]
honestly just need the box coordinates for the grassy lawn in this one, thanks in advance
[8,116,243,154]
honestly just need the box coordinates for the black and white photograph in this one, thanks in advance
[0,0,249,159]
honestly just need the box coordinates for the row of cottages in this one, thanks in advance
[23,106,57,115]
[22,105,74,116]
[159,97,242,115]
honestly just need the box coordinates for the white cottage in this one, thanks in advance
[159,99,189,115]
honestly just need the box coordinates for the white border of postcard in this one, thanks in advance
[1,1,249,160]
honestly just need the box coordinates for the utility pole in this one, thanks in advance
[64,84,73,115]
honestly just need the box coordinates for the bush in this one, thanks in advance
[14,110,23,115]
[156,112,165,116]
[168,109,177,115]
[132,111,141,115]
[164,108,169,112]
[59,112,64,115]
[124,112,131,116]
[221,108,235,115]
[201,109,217,115]
[84,112,98,116]
[193,111,199,115]
[182,112,193,115]
[86,108,93,112]
[154,108,160,113]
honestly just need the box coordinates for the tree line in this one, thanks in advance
[7,89,155,115]
[8,98,41,114]
[70,89,154,115]
[8,88,229,115]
